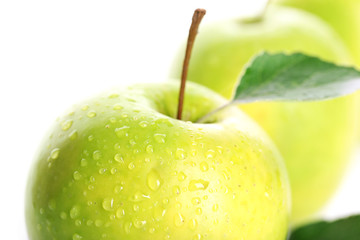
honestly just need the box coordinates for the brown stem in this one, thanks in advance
[177,8,206,120]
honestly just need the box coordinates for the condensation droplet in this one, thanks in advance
[178,172,187,181]
[212,204,219,212]
[81,105,89,111]
[146,144,154,154]
[87,110,97,118]
[128,162,135,170]
[116,208,125,218]
[68,130,78,140]
[60,212,67,220]
[50,148,60,159]
[191,197,201,205]
[147,169,161,191]
[173,185,181,195]
[113,103,123,110]
[124,221,132,234]
[200,162,209,172]
[70,206,80,219]
[115,126,130,138]
[114,153,124,163]
[73,233,83,240]
[175,148,186,160]
[139,121,148,128]
[48,199,56,210]
[88,135,94,142]
[196,208,202,215]
[189,218,198,230]
[62,119,73,131]
[189,180,209,191]
[133,219,146,229]
[93,150,102,160]
[174,213,185,227]
[154,133,166,143]
[73,171,81,181]
[193,234,202,240]
[102,198,114,211]
[80,158,88,167]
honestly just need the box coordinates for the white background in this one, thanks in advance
[0,0,359,239]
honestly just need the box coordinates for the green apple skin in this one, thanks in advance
[26,82,290,240]
[274,0,360,66]
[170,6,358,225]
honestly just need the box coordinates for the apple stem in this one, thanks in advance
[177,8,206,120]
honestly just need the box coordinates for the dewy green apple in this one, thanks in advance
[25,9,291,240]
[170,5,359,225]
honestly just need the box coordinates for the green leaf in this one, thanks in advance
[234,52,360,103]
[289,215,360,240]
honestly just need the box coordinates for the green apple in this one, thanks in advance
[170,6,359,224]
[26,82,290,239]
[273,0,360,66]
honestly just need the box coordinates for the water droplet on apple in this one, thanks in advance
[113,103,123,110]
[88,135,94,142]
[212,204,219,212]
[154,133,166,143]
[81,105,89,111]
[110,168,117,174]
[115,126,130,138]
[99,168,106,174]
[102,198,114,211]
[61,119,73,131]
[174,213,185,227]
[68,129,78,140]
[146,144,154,153]
[95,219,103,227]
[116,208,125,218]
[60,212,67,220]
[114,153,124,163]
[75,219,82,226]
[114,185,123,194]
[92,150,102,160]
[124,221,132,234]
[178,172,187,181]
[70,206,80,219]
[108,93,119,99]
[139,121,148,128]
[50,148,60,159]
[48,199,56,210]
[39,208,44,215]
[133,204,140,212]
[154,207,166,221]
[191,197,201,205]
[133,218,146,229]
[200,162,209,172]
[189,218,198,230]
[128,162,135,170]
[72,233,82,240]
[175,148,186,160]
[195,208,202,215]
[73,171,81,181]
[80,158,87,167]
[193,234,202,240]
[189,180,209,191]
[87,110,97,118]
[129,139,136,146]
[147,169,161,191]
[173,186,181,195]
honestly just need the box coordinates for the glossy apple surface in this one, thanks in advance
[274,0,360,66]
[26,82,290,240]
[170,6,358,224]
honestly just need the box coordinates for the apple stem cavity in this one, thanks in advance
[177,8,206,120]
